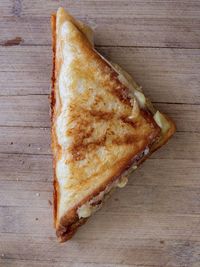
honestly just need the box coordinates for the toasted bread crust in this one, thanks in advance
[51,14,61,229]
[55,144,150,242]
[56,116,175,242]
[51,10,176,242]
[51,14,56,227]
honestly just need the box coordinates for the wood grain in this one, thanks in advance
[1,1,200,48]
[0,46,199,105]
[1,180,200,215]
[0,95,199,132]
[0,153,52,182]
[0,1,200,266]
[0,126,200,159]
[0,151,199,190]
[0,224,200,265]
[0,153,200,187]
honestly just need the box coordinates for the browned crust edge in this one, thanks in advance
[56,140,153,242]
[51,13,176,243]
[51,14,58,228]
[56,116,175,243]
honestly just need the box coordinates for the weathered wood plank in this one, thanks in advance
[1,153,199,188]
[0,260,123,267]
[0,72,49,96]
[1,203,200,241]
[0,126,51,155]
[0,259,131,267]
[1,180,200,216]
[0,95,49,127]
[0,230,200,266]
[10,0,200,18]
[0,154,51,182]
[1,1,200,48]
[0,126,199,159]
[155,131,200,160]
[1,209,200,254]
[0,260,73,267]
[0,46,199,105]
[0,46,50,73]
[0,95,199,131]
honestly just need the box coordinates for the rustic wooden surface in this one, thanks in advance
[0,1,200,266]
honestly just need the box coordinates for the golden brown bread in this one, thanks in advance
[51,8,176,242]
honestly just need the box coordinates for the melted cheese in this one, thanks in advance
[154,111,170,134]
[77,162,138,219]
[117,176,128,188]
[77,202,92,218]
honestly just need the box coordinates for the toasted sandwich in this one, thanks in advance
[51,7,176,242]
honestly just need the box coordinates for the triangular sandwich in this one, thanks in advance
[51,7,176,242]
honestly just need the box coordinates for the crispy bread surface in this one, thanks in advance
[51,8,176,242]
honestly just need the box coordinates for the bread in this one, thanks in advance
[51,7,176,242]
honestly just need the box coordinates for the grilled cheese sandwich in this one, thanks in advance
[51,7,176,242]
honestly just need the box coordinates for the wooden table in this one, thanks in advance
[0,1,200,266]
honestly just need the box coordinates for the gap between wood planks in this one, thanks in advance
[0,124,196,133]
[0,94,200,107]
[1,42,200,50]
[1,0,200,49]
[0,131,199,159]
[1,46,199,103]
